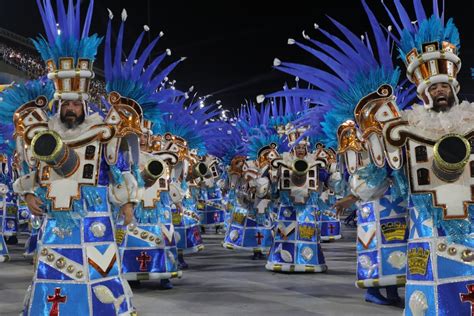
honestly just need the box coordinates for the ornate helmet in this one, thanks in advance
[382,0,461,108]
[32,0,102,113]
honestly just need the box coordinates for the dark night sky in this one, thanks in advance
[0,0,472,109]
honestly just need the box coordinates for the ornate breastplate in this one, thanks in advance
[385,120,474,220]
[36,139,102,210]
[272,155,323,204]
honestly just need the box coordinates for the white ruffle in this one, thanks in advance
[48,113,103,141]
[401,101,474,139]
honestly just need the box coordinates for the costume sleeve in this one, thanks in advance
[13,171,38,196]
[107,150,140,207]
[349,163,389,202]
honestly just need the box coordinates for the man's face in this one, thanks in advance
[140,133,149,150]
[428,83,455,112]
[294,144,307,158]
[60,100,85,129]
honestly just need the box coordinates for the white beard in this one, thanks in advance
[401,100,474,139]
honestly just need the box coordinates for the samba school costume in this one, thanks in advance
[269,2,414,298]
[152,95,223,268]
[102,9,184,288]
[0,79,56,259]
[376,1,474,314]
[12,1,140,314]
[222,104,278,259]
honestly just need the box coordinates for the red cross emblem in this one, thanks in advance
[460,284,474,316]
[255,231,264,245]
[47,287,67,316]
[136,251,152,271]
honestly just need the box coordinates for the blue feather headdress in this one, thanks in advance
[268,0,416,149]
[32,0,101,65]
[0,79,55,124]
[0,79,54,156]
[154,95,221,156]
[380,0,461,106]
[104,9,185,127]
[206,123,247,166]
[261,90,311,137]
[236,102,286,161]
[32,0,102,102]
[247,128,285,161]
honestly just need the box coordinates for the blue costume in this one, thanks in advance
[102,9,185,287]
[12,1,140,314]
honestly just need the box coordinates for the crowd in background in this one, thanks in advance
[0,42,106,105]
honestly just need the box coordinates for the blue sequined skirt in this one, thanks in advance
[266,204,326,272]
[355,188,408,288]
[319,208,342,241]
[22,186,136,316]
[223,206,273,252]
[171,206,204,254]
[116,204,182,280]
[404,194,474,316]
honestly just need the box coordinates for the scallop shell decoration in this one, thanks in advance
[387,251,407,270]
[408,291,428,316]
[90,222,106,238]
[0,184,8,195]
[360,206,371,219]
[230,230,239,241]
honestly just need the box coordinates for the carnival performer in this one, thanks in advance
[103,9,185,289]
[13,1,139,314]
[196,154,227,234]
[0,79,55,259]
[222,104,276,260]
[375,1,474,314]
[153,95,221,268]
[269,1,414,299]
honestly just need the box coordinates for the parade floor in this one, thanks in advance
[0,225,403,316]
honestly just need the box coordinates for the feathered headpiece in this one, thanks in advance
[104,9,185,131]
[381,0,461,108]
[269,0,416,149]
[0,79,54,124]
[206,123,247,166]
[32,0,102,103]
[0,79,55,160]
[154,95,221,156]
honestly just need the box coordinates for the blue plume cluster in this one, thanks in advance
[0,79,54,123]
[32,0,102,64]
[381,0,459,58]
[154,96,221,156]
[266,0,416,148]
[104,11,185,126]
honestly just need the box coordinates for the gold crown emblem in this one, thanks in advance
[115,229,126,245]
[381,221,407,242]
[197,201,205,210]
[232,212,246,225]
[45,57,94,101]
[408,247,430,276]
[299,224,316,240]
[405,41,461,98]
[172,211,183,225]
